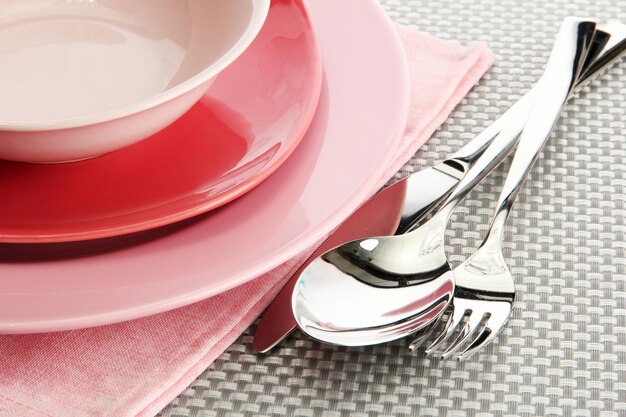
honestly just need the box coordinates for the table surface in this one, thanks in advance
[159,0,626,416]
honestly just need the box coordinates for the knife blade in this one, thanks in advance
[253,176,408,352]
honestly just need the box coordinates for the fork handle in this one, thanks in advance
[485,18,596,243]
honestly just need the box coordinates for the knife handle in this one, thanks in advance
[446,23,625,170]
[438,18,596,215]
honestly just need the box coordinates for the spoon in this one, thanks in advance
[292,18,597,347]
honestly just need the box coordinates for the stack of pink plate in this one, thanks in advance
[0,0,411,333]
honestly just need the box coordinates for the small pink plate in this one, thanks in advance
[0,0,410,333]
[0,0,321,243]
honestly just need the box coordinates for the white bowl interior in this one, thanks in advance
[0,0,258,124]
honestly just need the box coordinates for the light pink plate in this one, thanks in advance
[0,0,410,333]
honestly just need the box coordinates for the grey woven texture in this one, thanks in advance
[159,0,626,416]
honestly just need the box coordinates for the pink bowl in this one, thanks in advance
[0,0,270,163]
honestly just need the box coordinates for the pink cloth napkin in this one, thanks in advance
[0,27,494,417]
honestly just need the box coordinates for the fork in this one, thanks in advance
[412,22,626,359]
[421,18,600,360]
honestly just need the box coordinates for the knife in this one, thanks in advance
[253,23,626,353]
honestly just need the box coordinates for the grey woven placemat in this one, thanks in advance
[159,0,626,416]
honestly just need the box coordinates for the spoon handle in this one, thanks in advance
[485,17,596,243]
[429,18,596,222]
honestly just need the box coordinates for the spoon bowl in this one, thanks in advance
[292,251,454,346]
[294,193,467,345]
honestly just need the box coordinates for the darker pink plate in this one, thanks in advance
[0,0,322,243]
[0,0,410,333]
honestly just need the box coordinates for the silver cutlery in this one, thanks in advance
[254,20,626,353]
[291,18,595,346]
[291,19,620,348]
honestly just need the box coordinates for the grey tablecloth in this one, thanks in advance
[159,0,626,416]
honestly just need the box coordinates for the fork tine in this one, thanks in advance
[440,312,485,359]
[408,322,439,351]
[458,313,510,360]
[425,305,465,354]
[457,327,493,360]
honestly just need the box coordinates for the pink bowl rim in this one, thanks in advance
[0,0,271,132]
